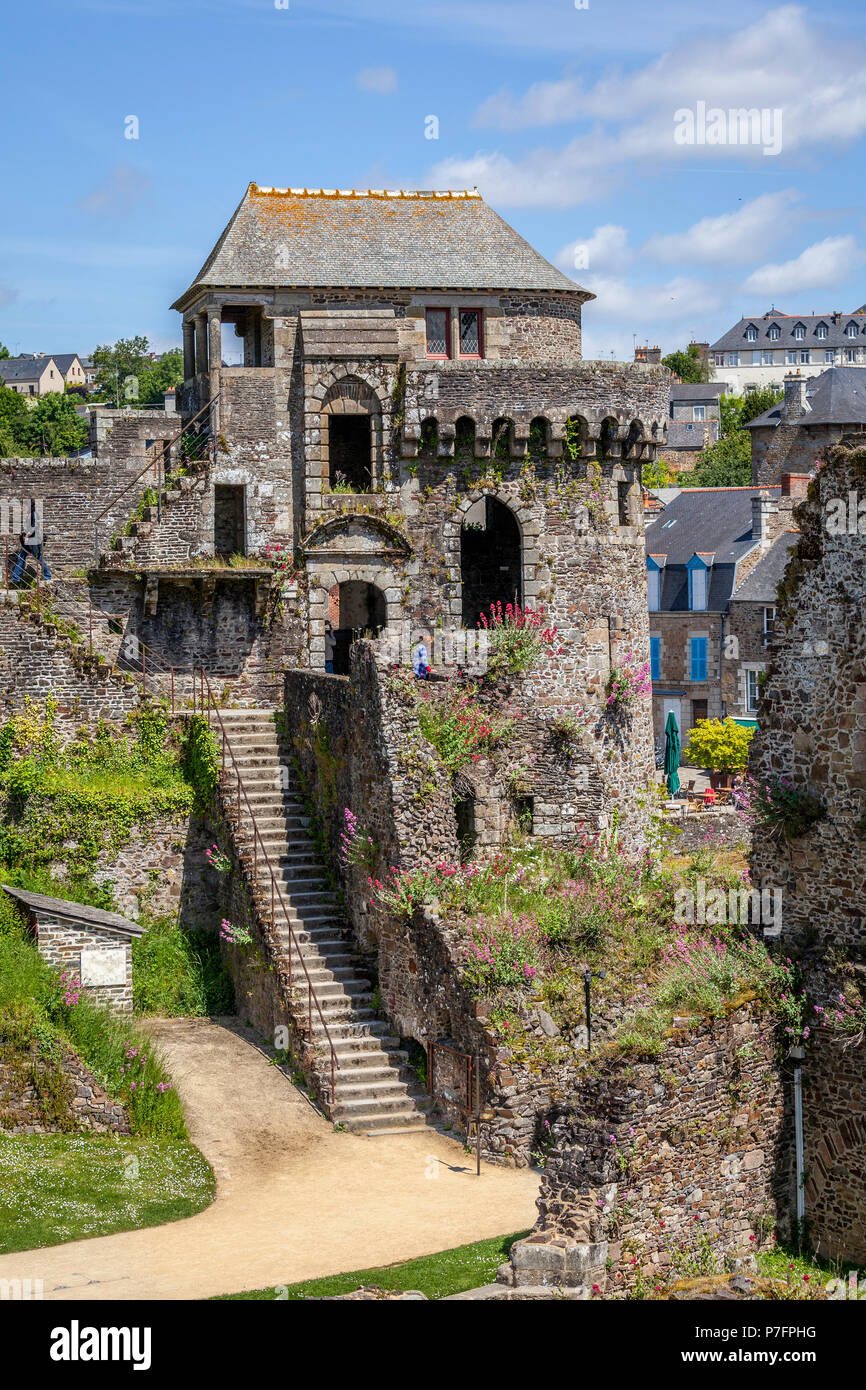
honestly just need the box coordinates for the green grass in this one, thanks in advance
[214,1231,529,1300]
[132,914,233,1017]
[0,1133,215,1254]
[756,1240,862,1293]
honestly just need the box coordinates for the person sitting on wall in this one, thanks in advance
[413,633,430,680]
[324,620,336,675]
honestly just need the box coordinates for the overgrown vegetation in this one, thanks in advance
[0,699,195,909]
[417,682,515,774]
[132,913,233,1016]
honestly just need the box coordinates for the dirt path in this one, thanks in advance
[0,1017,539,1300]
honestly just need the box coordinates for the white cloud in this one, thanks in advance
[644,192,803,266]
[432,6,866,207]
[554,225,633,277]
[743,235,865,296]
[80,164,153,217]
[582,274,723,324]
[357,66,398,94]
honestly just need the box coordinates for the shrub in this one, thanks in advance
[462,914,545,992]
[479,601,562,676]
[605,654,652,711]
[417,684,514,774]
[741,774,823,840]
[132,914,233,1016]
[682,717,754,774]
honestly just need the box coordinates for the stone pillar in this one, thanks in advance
[182,321,195,381]
[208,311,222,374]
[194,314,208,376]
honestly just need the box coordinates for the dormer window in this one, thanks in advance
[846,322,859,339]
[646,556,663,611]
[768,324,780,340]
[687,554,709,611]
[816,322,828,340]
[745,325,758,342]
[793,323,806,341]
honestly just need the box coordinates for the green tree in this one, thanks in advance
[661,343,710,384]
[642,456,676,487]
[0,343,10,360]
[17,393,88,456]
[91,336,152,407]
[0,383,29,457]
[679,386,784,488]
[136,349,184,405]
[682,717,755,773]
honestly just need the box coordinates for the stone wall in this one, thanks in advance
[513,1004,791,1292]
[0,601,142,721]
[749,438,866,1265]
[34,918,136,1013]
[751,421,866,486]
[0,1042,131,1134]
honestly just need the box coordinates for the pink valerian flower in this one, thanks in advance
[220,918,253,947]
[206,843,232,873]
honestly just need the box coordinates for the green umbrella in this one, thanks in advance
[664,710,681,797]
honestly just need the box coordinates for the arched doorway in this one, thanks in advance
[329,580,387,673]
[460,497,522,628]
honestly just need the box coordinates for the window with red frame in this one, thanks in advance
[425,308,450,358]
[458,309,483,357]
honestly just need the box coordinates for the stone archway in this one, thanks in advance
[442,490,540,630]
[304,370,390,502]
[804,1112,866,1262]
[329,579,387,673]
[460,496,523,628]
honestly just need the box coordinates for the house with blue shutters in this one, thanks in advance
[644,482,799,746]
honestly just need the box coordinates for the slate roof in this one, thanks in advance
[2,885,144,937]
[51,354,83,375]
[171,184,589,308]
[0,355,57,384]
[745,366,866,428]
[730,531,800,604]
[666,419,720,449]
[645,487,780,612]
[711,311,866,353]
[669,382,729,401]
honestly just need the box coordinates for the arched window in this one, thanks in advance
[563,414,587,463]
[491,417,515,461]
[598,417,619,461]
[454,416,476,459]
[321,378,380,493]
[528,416,549,462]
[460,497,522,628]
[419,416,439,457]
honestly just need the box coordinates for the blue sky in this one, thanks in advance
[1,0,865,361]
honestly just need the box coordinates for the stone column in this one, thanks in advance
[208,311,222,374]
[182,321,195,381]
[194,314,208,376]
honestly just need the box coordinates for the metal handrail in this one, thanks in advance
[92,392,221,564]
[197,667,339,1104]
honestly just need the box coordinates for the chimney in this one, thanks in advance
[783,372,808,420]
[752,491,774,544]
[780,472,810,498]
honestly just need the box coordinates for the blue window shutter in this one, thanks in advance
[690,638,707,681]
[650,637,660,681]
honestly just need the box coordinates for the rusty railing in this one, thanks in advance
[196,667,339,1105]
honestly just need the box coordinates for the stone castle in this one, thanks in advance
[2,183,862,1287]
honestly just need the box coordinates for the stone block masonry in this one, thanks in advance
[517,1003,791,1293]
[749,437,866,1265]
[0,1043,131,1135]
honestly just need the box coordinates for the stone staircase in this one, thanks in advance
[216,707,431,1135]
